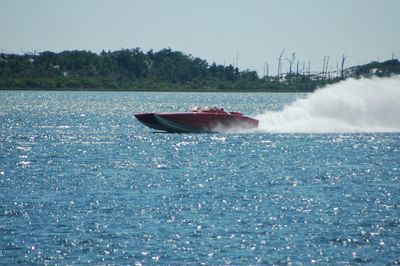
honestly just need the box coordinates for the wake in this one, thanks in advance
[256,75,400,133]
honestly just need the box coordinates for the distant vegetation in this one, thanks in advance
[0,48,399,91]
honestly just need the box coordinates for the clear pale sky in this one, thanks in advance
[1,0,399,75]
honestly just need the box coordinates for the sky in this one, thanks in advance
[1,0,399,76]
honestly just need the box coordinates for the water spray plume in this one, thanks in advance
[256,76,400,133]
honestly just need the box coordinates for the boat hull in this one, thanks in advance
[135,112,259,133]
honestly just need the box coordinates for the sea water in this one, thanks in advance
[1,80,400,264]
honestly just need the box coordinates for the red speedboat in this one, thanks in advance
[135,107,259,133]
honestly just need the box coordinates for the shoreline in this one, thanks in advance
[0,87,313,93]
[0,88,314,94]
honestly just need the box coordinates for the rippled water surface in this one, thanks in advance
[1,91,399,265]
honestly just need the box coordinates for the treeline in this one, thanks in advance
[0,48,399,91]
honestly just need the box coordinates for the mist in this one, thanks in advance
[256,76,400,133]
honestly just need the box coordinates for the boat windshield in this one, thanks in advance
[190,106,226,113]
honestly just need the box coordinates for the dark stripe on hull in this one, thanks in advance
[154,114,211,133]
[134,113,169,131]
[135,112,259,133]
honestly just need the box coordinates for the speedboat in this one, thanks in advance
[135,106,259,133]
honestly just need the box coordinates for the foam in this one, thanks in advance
[256,76,400,133]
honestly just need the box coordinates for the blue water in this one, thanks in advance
[1,91,399,265]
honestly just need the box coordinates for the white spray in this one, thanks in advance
[256,75,400,133]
